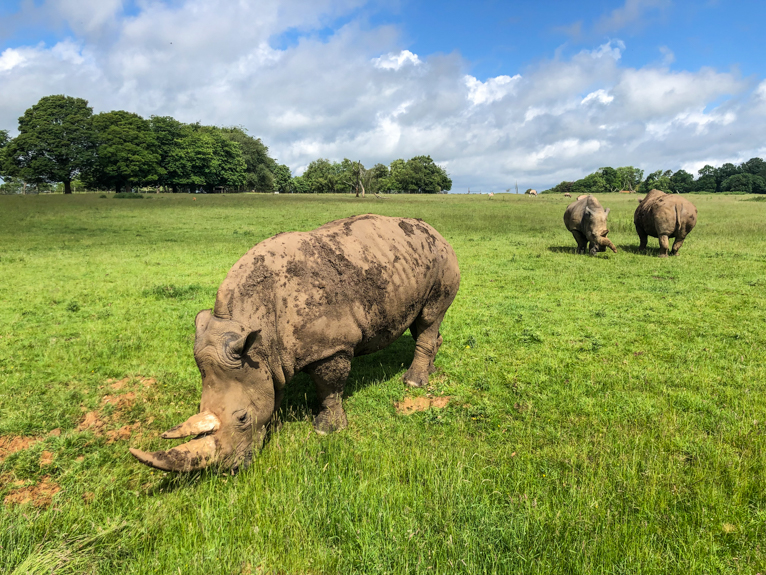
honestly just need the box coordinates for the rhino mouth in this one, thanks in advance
[129,411,222,472]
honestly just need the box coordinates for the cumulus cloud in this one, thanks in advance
[0,0,764,191]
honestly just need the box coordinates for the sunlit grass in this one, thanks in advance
[1,192,765,574]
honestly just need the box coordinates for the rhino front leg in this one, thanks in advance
[571,230,588,254]
[307,352,351,435]
[658,234,670,257]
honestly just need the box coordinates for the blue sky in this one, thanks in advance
[1,0,765,191]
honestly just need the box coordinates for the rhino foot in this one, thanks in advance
[314,407,348,435]
[403,368,429,388]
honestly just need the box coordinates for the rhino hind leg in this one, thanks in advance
[670,236,685,256]
[307,352,351,435]
[636,225,648,251]
[404,312,446,388]
[658,234,670,257]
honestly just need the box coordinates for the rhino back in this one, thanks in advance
[215,214,458,369]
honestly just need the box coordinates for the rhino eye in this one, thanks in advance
[235,411,249,424]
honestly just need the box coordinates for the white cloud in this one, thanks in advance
[0,1,764,192]
[372,50,421,70]
[581,89,614,105]
[465,74,520,105]
[0,48,26,73]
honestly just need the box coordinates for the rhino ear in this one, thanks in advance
[227,329,262,358]
[584,207,594,218]
[195,309,213,337]
[604,207,611,217]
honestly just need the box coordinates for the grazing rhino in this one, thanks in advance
[130,215,460,472]
[564,195,618,255]
[564,193,571,198]
[634,189,697,257]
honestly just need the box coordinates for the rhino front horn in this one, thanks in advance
[129,435,219,472]
[161,411,221,439]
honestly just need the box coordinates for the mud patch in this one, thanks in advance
[105,376,155,391]
[4,476,60,508]
[0,436,39,462]
[395,396,451,414]
[75,386,142,442]
[40,451,54,466]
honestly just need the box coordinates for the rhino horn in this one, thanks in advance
[129,435,219,472]
[601,237,618,253]
[161,411,221,439]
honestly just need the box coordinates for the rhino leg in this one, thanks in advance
[571,230,587,254]
[307,352,351,435]
[411,321,442,374]
[404,312,445,388]
[670,236,685,256]
[658,234,670,257]
[636,225,648,251]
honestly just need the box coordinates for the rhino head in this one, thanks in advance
[584,205,617,256]
[130,310,274,472]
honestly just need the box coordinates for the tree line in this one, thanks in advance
[0,95,452,195]
[543,159,766,195]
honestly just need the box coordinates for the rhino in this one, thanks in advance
[634,189,697,257]
[129,215,460,472]
[563,195,618,255]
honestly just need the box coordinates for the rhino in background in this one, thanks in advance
[564,195,618,255]
[130,215,460,472]
[634,189,697,257]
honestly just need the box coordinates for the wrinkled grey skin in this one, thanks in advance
[634,189,698,257]
[130,215,460,472]
[563,195,618,255]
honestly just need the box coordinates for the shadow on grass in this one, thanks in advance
[547,246,577,254]
[279,335,415,424]
[617,244,660,256]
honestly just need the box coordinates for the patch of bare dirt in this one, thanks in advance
[106,424,141,444]
[48,428,61,437]
[76,387,144,442]
[4,476,60,508]
[105,375,156,391]
[395,396,451,414]
[40,451,54,466]
[0,436,39,462]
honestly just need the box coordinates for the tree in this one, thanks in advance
[642,169,672,193]
[669,169,694,194]
[150,116,192,191]
[694,165,717,192]
[571,172,608,196]
[721,173,766,194]
[216,127,277,192]
[3,95,95,194]
[715,163,740,193]
[164,129,246,192]
[303,159,340,193]
[84,111,162,192]
[615,166,643,192]
[740,157,766,180]
[598,167,620,193]
[272,164,292,193]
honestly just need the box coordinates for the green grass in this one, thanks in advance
[1,192,765,574]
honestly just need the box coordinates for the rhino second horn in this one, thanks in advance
[161,412,221,439]
[129,435,219,472]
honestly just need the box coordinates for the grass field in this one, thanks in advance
[1,192,765,574]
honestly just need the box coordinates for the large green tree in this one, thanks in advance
[669,169,694,193]
[84,111,162,192]
[217,127,277,192]
[164,129,246,192]
[3,95,95,194]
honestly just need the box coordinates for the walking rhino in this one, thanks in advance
[130,215,460,472]
[563,195,618,255]
[634,189,697,256]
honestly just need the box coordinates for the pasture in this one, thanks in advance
[0,192,765,574]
